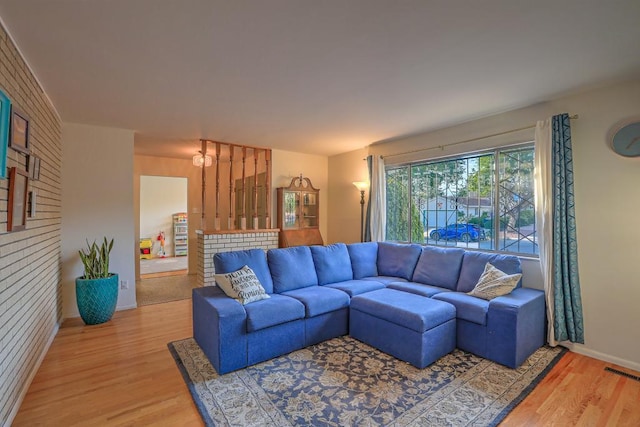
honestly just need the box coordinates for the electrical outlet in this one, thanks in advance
[120,280,129,290]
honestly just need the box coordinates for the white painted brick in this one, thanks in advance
[0,21,61,425]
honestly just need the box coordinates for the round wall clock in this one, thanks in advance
[610,121,640,157]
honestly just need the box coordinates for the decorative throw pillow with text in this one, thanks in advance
[467,263,521,300]
[214,265,270,305]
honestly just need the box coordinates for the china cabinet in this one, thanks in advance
[276,175,323,247]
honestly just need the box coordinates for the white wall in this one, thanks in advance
[140,176,187,257]
[327,147,368,244]
[271,149,329,242]
[328,79,640,371]
[61,123,136,318]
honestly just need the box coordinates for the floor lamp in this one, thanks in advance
[352,181,369,242]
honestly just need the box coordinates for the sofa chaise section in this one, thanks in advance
[432,251,545,368]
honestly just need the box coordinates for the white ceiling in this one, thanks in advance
[0,0,639,158]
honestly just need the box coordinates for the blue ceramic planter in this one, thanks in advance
[76,274,119,325]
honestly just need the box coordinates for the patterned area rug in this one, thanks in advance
[168,336,565,426]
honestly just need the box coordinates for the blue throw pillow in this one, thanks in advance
[310,243,353,285]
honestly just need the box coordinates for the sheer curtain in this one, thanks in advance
[366,155,386,242]
[534,113,585,346]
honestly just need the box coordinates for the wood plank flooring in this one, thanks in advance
[13,300,200,426]
[13,299,640,426]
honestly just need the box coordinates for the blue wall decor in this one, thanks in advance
[0,89,10,179]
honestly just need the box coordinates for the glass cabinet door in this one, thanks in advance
[302,191,318,228]
[283,191,300,229]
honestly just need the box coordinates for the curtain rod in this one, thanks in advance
[378,114,578,160]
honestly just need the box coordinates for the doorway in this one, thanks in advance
[138,175,197,305]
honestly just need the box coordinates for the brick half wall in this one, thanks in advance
[197,230,279,287]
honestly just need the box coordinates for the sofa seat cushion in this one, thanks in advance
[377,242,422,280]
[347,242,378,279]
[310,243,353,285]
[244,294,305,332]
[361,276,407,286]
[387,281,450,298]
[325,279,385,297]
[412,246,465,290]
[432,292,489,326]
[268,246,318,293]
[281,286,350,318]
[214,248,274,293]
[351,288,456,333]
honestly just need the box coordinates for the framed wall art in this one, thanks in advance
[28,154,41,180]
[9,107,30,154]
[0,89,10,179]
[8,167,29,232]
[28,190,37,218]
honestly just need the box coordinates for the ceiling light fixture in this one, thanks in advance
[193,151,212,167]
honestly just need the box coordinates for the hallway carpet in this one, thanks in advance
[140,256,188,275]
[136,274,200,306]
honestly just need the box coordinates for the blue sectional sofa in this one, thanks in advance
[193,242,546,374]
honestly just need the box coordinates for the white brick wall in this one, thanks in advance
[0,21,62,425]
[196,230,279,287]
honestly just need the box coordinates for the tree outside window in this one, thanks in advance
[385,144,538,256]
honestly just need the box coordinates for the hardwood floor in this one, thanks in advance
[13,300,201,426]
[13,300,640,426]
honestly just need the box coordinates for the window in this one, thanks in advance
[385,144,538,256]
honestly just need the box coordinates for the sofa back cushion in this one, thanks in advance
[412,246,465,290]
[347,242,378,279]
[268,246,318,293]
[214,249,274,294]
[377,242,422,281]
[456,251,522,293]
[310,243,353,285]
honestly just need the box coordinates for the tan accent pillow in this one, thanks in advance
[467,263,521,300]
[214,265,270,305]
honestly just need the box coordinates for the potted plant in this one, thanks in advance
[76,237,118,325]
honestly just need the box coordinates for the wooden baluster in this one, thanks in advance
[253,149,259,229]
[265,149,271,229]
[214,142,221,230]
[228,144,234,230]
[241,147,247,230]
[200,139,207,229]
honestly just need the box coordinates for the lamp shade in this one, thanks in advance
[352,181,369,192]
[193,153,212,167]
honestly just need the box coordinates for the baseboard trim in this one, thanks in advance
[4,321,60,427]
[64,303,139,320]
[564,343,640,372]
